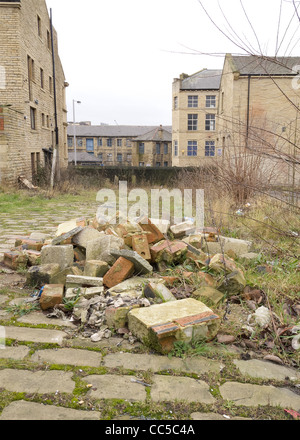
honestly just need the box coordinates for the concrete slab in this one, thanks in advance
[0,369,75,394]
[4,326,67,345]
[17,311,76,329]
[83,374,147,401]
[31,348,102,367]
[0,400,101,420]
[151,375,215,403]
[128,298,220,353]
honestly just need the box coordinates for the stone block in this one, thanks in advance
[41,245,74,270]
[66,275,103,289]
[170,220,195,238]
[51,226,83,246]
[39,284,64,311]
[3,251,28,270]
[143,282,176,303]
[84,260,109,278]
[110,249,153,274]
[192,286,224,306]
[201,236,251,256]
[149,218,170,234]
[25,250,41,266]
[105,304,140,329]
[103,257,135,288]
[150,240,187,264]
[107,276,163,298]
[138,217,165,244]
[65,286,104,300]
[86,235,124,263]
[20,239,44,252]
[72,227,105,249]
[26,264,61,288]
[55,218,86,237]
[131,234,151,260]
[128,298,220,354]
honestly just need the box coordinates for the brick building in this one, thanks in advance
[0,0,68,185]
[67,124,172,167]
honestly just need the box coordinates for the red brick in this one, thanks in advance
[3,251,28,270]
[151,322,179,337]
[132,234,151,260]
[20,239,44,251]
[103,257,135,288]
[39,284,64,311]
[150,240,187,263]
[174,312,220,327]
[138,217,164,244]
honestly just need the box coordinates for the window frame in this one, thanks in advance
[188,114,198,131]
[188,95,198,108]
[187,141,197,156]
[205,114,216,131]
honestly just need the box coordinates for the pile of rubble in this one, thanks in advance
[2,211,259,354]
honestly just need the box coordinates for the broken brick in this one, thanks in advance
[138,217,165,244]
[103,257,135,288]
[3,251,28,270]
[132,234,151,260]
[150,239,187,263]
[39,284,64,311]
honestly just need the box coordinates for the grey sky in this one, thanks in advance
[46,0,300,126]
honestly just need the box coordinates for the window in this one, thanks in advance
[98,153,103,161]
[139,143,145,154]
[156,143,160,154]
[188,95,198,108]
[47,30,51,50]
[127,153,132,162]
[98,138,102,147]
[117,153,122,162]
[205,114,216,131]
[187,141,197,156]
[77,138,83,147]
[117,139,122,147]
[86,138,94,152]
[156,162,161,167]
[46,115,50,128]
[40,68,44,89]
[164,143,168,155]
[30,107,36,130]
[107,138,112,147]
[206,95,216,108]
[49,76,53,95]
[164,161,168,167]
[188,114,198,131]
[68,138,73,148]
[126,139,132,147]
[174,140,178,156]
[27,56,34,100]
[139,162,145,167]
[205,141,215,156]
[37,15,41,38]
[41,113,45,127]
[107,153,113,162]
[174,96,178,109]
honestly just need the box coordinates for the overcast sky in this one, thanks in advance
[46,0,300,126]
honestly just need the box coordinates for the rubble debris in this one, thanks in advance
[109,249,153,275]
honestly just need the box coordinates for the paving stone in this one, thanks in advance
[0,400,101,420]
[31,348,102,367]
[17,311,76,328]
[83,374,147,401]
[0,346,30,360]
[103,353,223,374]
[151,375,215,403]
[219,382,300,410]
[0,369,75,394]
[234,359,300,381]
[190,412,252,420]
[4,326,67,345]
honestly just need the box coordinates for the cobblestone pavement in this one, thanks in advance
[0,202,300,421]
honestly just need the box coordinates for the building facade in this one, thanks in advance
[172,69,222,167]
[67,124,172,167]
[0,0,68,185]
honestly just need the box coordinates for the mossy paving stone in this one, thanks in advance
[31,348,102,368]
[3,326,68,345]
[0,400,101,420]
[83,374,147,401]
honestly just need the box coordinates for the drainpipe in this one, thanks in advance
[50,8,59,188]
[246,75,251,148]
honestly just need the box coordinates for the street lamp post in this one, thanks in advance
[73,99,81,166]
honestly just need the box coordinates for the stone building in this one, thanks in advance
[67,124,172,167]
[172,69,222,167]
[218,54,300,184]
[0,0,68,185]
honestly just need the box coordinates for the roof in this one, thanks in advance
[67,125,172,138]
[230,55,300,76]
[68,152,101,163]
[181,69,222,90]
[133,126,172,142]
